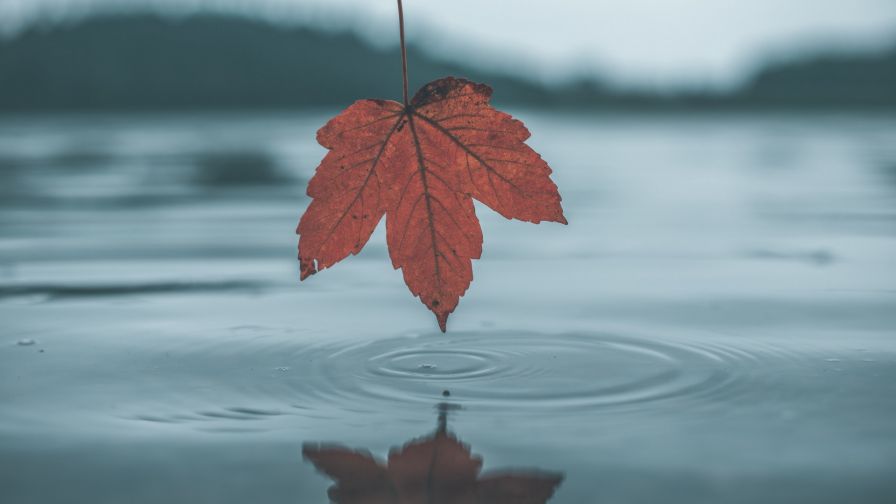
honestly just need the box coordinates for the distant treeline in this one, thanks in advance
[0,14,893,112]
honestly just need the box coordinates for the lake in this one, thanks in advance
[1,111,895,503]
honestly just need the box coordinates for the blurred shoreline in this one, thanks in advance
[0,13,893,114]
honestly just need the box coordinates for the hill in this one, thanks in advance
[0,14,568,112]
[738,50,896,108]
[0,14,893,112]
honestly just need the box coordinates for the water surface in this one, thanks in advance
[1,111,895,503]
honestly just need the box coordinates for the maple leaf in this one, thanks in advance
[303,430,563,503]
[297,77,566,331]
[296,1,565,332]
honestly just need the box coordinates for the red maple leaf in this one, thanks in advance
[296,2,566,331]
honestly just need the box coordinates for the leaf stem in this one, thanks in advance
[397,0,409,106]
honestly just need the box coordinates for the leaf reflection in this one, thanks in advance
[303,402,564,503]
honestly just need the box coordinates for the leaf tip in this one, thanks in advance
[427,299,450,332]
[299,258,318,280]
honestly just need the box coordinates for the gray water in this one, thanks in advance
[1,111,895,503]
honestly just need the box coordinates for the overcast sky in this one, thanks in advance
[2,0,895,88]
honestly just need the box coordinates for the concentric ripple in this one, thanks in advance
[275,331,780,413]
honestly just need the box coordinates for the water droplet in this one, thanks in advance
[275,366,290,372]
[17,339,36,346]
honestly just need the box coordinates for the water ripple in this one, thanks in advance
[274,331,787,414]
[117,330,809,429]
